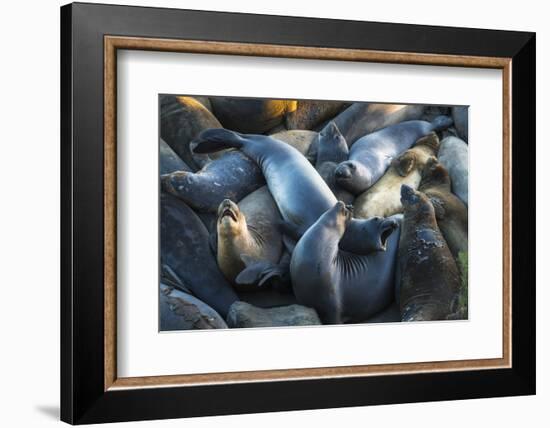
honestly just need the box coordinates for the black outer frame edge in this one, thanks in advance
[60,2,536,424]
[60,3,74,425]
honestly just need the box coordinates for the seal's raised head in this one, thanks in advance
[401,185,434,220]
[217,199,245,236]
[316,121,349,165]
[334,160,372,194]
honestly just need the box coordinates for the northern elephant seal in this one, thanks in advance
[334,116,453,195]
[438,136,469,205]
[160,283,228,330]
[160,138,191,175]
[216,186,284,289]
[451,106,468,142]
[161,150,265,213]
[397,185,461,321]
[419,158,468,259]
[285,100,347,130]
[160,95,223,171]
[193,128,395,254]
[210,97,297,134]
[160,192,238,317]
[354,132,440,218]
[315,122,354,204]
[290,202,400,324]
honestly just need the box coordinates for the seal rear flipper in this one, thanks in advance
[192,128,244,153]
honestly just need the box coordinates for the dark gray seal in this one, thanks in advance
[326,102,426,146]
[397,185,461,321]
[290,202,400,324]
[160,138,191,175]
[451,106,468,142]
[160,283,228,331]
[315,121,354,204]
[160,95,223,171]
[334,116,453,195]
[193,128,393,254]
[210,97,297,134]
[161,150,265,213]
[161,192,238,317]
[418,158,468,259]
[437,136,469,205]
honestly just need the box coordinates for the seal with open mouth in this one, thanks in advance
[215,187,285,289]
[289,202,401,324]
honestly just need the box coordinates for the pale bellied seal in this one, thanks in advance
[327,103,426,146]
[314,122,354,204]
[290,202,401,324]
[438,136,469,205]
[160,138,191,175]
[285,100,347,130]
[419,158,468,259]
[354,132,440,218]
[216,186,284,288]
[193,128,394,254]
[210,97,297,134]
[398,185,461,321]
[451,106,468,142]
[160,283,228,331]
[161,192,238,317]
[161,150,265,213]
[334,116,453,195]
[160,95,223,171]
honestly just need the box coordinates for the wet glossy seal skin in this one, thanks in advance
[193,128,393,254]
[315,122,354,204]
[290,202,400,324]
[334,116,453,195]
[419,158,468,259]
[354,132,440,218]
[160,138,192,175]
[160,95,223,171]
[160,192,238,317]
[215,187,284,289]
[210,97,297,134]
[161,150,265,213]
[397,185,461,321]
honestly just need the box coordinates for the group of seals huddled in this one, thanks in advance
[159,95,469,330]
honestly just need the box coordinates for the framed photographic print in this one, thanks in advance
[60,2,536,424]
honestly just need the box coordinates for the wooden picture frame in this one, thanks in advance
[61,2,535,424]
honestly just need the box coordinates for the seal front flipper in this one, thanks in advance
[235,255,290,290]
[192,129,245,153]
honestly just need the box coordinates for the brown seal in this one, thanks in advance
[354,132,440,218]
[285,100,347,130]
[398,185,461,321]
[216,187,284,290]
[160,95,223,171]
[418,158,468,259]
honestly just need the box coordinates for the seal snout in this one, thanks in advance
[217,199,239,222]
[335,162,355,180]
[400,184,419,205]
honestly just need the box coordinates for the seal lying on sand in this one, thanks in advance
[290,202,400,324]
[215,187,285,289]
[160,95,223,171]
[334,116,453,195]
[193,128,397,254]
[397,185,461,321]
[160,192,238,317]
[419,158,468,259]
[354,133,440,218]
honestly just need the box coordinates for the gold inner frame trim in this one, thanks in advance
[104,35,512,391]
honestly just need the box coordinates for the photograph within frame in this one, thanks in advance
[159,95,469,332]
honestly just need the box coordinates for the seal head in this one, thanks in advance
[334,160,373,194]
